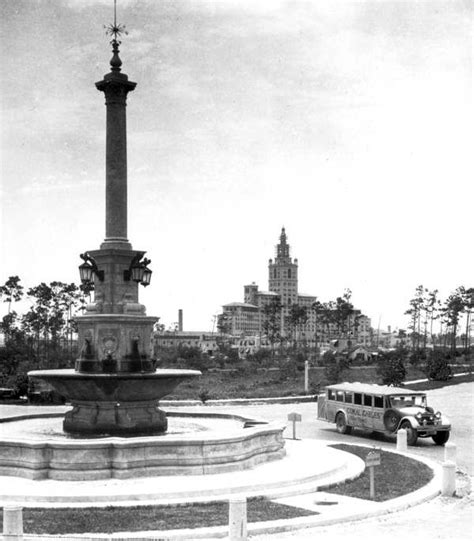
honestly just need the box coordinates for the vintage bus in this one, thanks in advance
[317,382,451,446]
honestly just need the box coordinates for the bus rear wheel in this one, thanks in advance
[336,413,352,435]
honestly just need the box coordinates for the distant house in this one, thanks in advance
[347,345,372,363]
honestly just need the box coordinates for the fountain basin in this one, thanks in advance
[28,369,201,435]
[0,412,286,480]
[28,369,200,402]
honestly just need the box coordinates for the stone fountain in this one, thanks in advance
[28,28,200,437]
[0,18,286,481]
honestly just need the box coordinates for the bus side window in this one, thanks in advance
[344,392,353,403]
[336,391,344,402]
[354,393,362,405]
[364,394,373,407]
[374,395,383,408]
[328,390,336,400]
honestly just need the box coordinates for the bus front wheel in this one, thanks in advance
[336,413,352,435]
[432,431,450,445]
[400,421,418,446]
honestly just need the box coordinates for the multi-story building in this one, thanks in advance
[153,331,219,356]
[222,228,371,349]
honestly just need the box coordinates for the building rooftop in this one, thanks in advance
[223,302,259,308]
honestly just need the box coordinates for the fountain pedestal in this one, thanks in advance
[64,400,168,435]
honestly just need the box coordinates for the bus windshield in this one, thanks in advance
[389,395,427,408]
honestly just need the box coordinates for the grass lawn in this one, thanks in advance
[164,365,474,401]
[0,499,317,535]
[326,444,433,502]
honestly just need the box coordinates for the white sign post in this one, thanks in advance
[287,412,302,440]
[304,360,309,394]
[365,450,381,500]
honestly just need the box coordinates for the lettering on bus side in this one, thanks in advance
[346,406,382,419]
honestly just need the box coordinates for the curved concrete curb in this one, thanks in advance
[117,446,442,540]
[0,440,363,508]
[12,444,442,540]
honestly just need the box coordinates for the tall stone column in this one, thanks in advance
[73,37,157,378]
[96,40,136,250]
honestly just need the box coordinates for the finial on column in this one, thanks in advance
[110,40,122,72]
[104,0,128,72]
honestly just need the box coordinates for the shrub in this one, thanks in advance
[376,351,406,385]
[247,348,272,367]
[323,352,349,385]
[276,356,299,381]
[198,389,211,403]
[408,349,426,367]
[425,351,452,381]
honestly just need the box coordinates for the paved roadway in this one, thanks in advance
[176,381,474,476]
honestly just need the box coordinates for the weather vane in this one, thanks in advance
[104,0,128,43]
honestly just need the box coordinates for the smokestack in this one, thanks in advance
[178,309,183,332]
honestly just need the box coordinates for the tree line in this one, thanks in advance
[405,285,473,352]
[0,275,92,393]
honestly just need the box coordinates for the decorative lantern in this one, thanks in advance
[141,266,152,286]
[78,252,104,283]
[79,261,94,283]
[131,262,145,283]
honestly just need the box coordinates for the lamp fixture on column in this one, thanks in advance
[124,253,153,287]
[79,253,104,283]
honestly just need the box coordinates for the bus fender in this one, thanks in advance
[334,409,347,424]
[398,416,417,430]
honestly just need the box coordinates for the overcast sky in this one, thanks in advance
[1,0,472,332]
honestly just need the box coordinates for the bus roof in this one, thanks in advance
[324,382,426,396]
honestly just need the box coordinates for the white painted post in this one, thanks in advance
[369,465,375,499]
[442,460,456,496]
[229,497,247,541]
[3,507,23,541]
[396,428,407,452]
[444,442,456,464]
[304,360,309,394]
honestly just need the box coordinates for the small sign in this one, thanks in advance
[365,450,381,468]
[287,412,302,440]
[365,450,381,500]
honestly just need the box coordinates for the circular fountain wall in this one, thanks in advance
[0,411,286,480]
